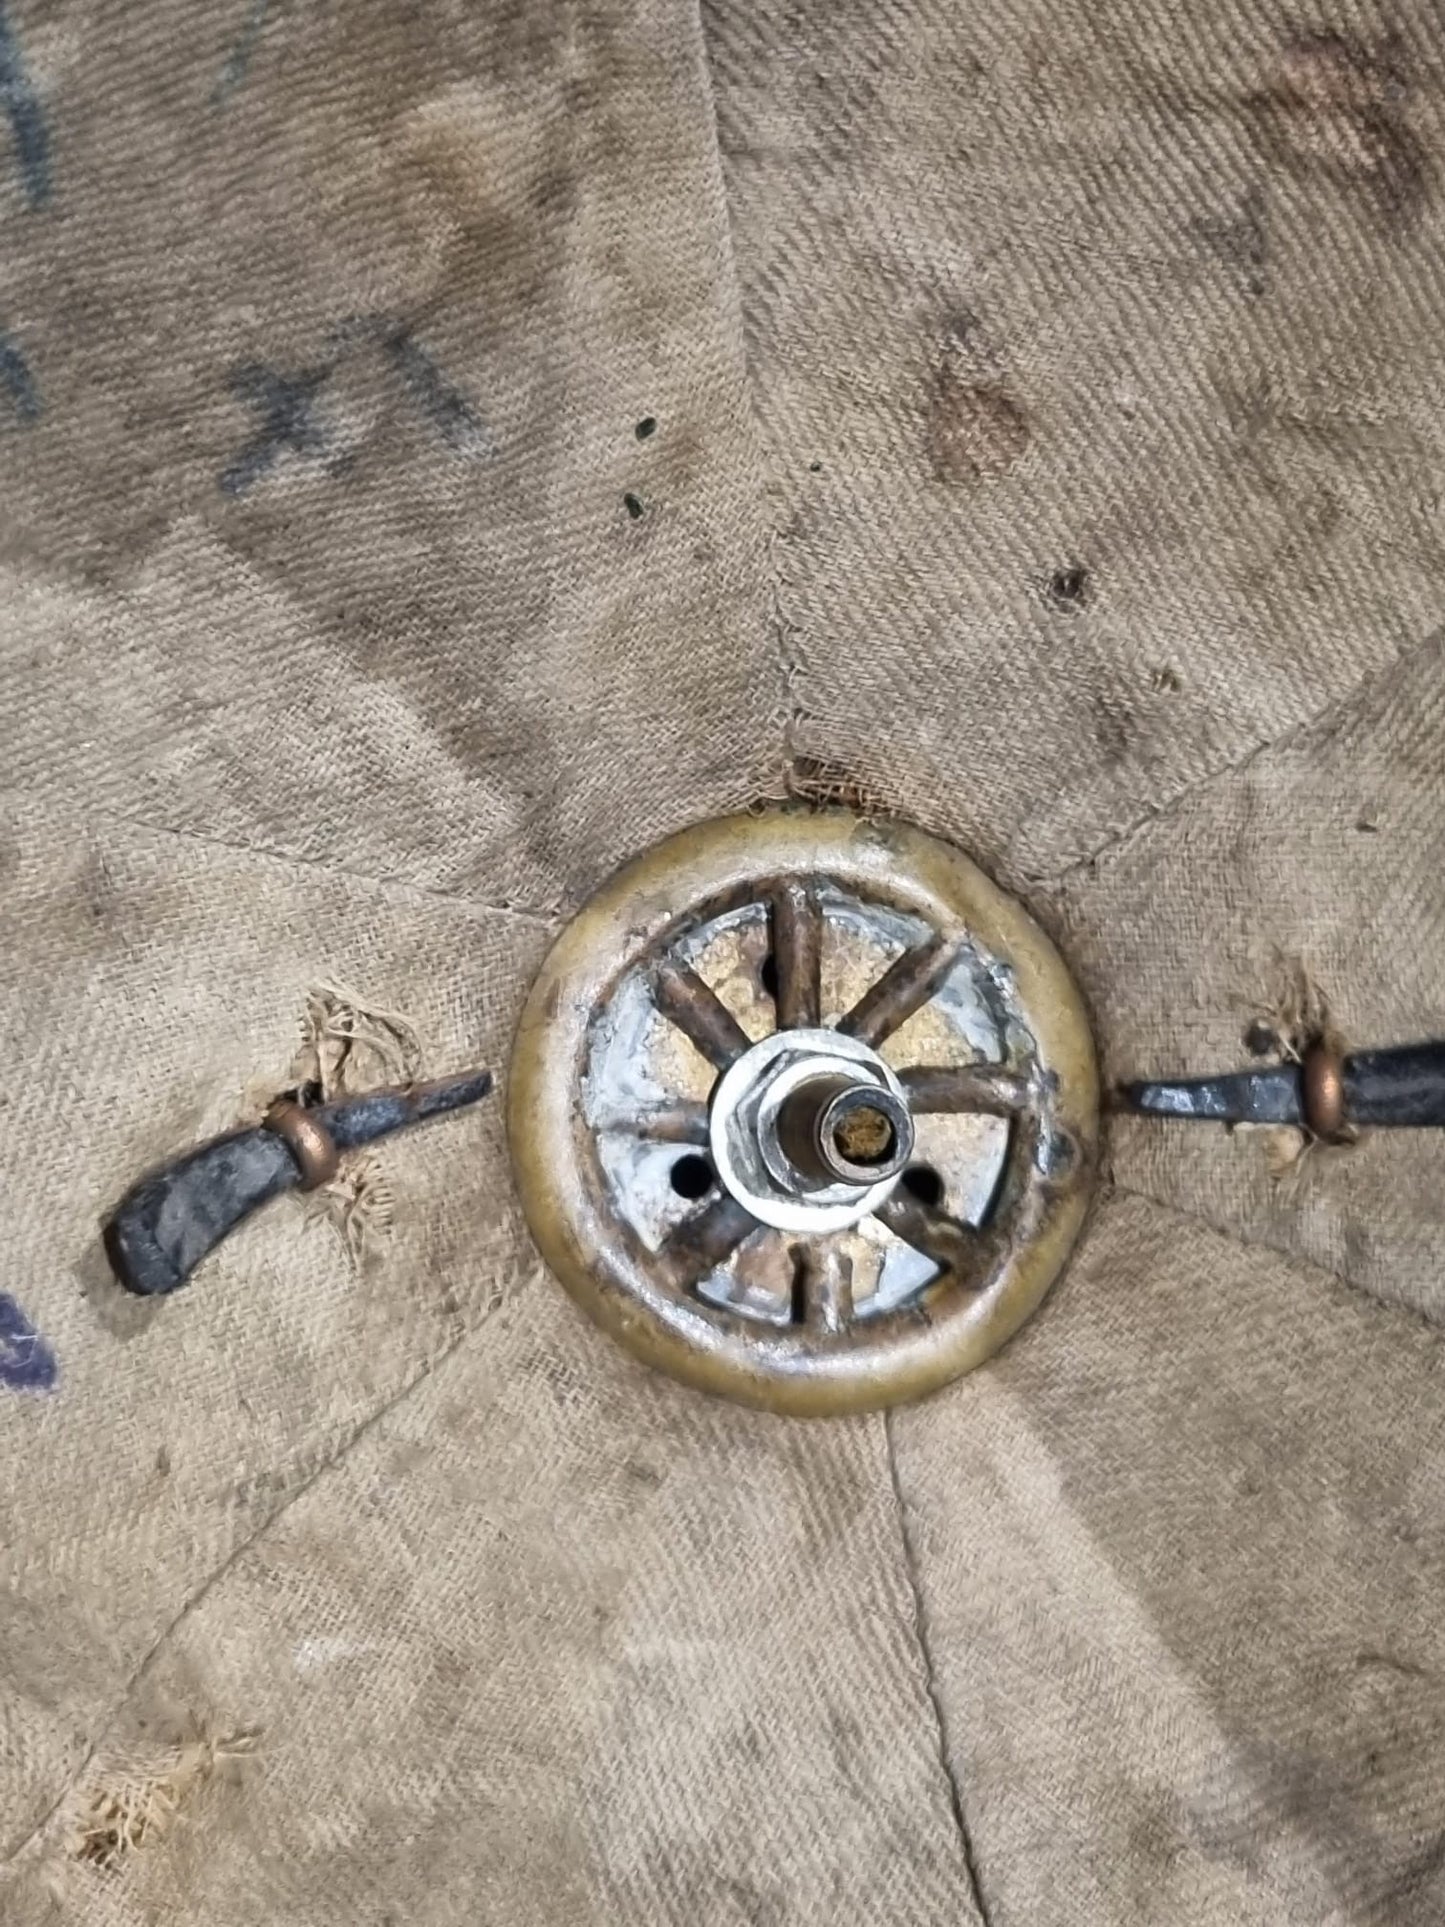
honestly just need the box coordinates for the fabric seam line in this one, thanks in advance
[884,1406,994,1926]
[0,1270,540,1874]
[1040,620,1445,890]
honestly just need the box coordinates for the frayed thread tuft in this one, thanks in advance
[291,982,422,1266]
[69,1730,259,1871]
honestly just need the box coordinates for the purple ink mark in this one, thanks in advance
[0,1293,57,1390]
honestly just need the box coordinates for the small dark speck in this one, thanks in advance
[1047,564,1090,608]
[634,416,656,440]
[1244,1020,1278,1057]
[1045,1130,1076,1175]
[1356,817,1380,834]
[155,1444,171,1477]
[809,459,823,472]
[623,492,645,520]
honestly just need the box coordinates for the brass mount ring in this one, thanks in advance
[508,809,1099,1416]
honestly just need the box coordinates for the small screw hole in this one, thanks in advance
[790,1248,808,1326]
[901,1164,944,1207]
[1048,563,1090,608]
[670,1154,714,1200]
[760,952,779,999]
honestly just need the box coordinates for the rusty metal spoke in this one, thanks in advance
[899,1063,1030,1116]
[791,1243,854,1334]
[609,1103,710,1145]
[836,935,958,1048]
[772,882,822,1030]
[652,960,752,1070]
[659,1192,760,1291]
[874,1189,983,1281]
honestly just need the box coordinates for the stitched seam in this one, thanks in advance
[884,1407,994,1925]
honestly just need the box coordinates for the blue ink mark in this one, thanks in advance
[212,0,271,107]
[0,326,39,420]
[220,360,330,495]
[384,330,496,460]
[220,321,494,494]
[0,0,51,208]
[0,1293,57,1390]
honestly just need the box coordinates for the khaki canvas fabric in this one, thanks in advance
[2,0,1444,1918]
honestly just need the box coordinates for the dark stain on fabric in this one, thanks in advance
[1384,1828,1445,1909]
[74,1237,159,1340]
[384,329,496,459]
[925,308,1027,483]
[1191,184,1269,296]
[732,1720,764,1764]
[83,848,117,923]
[0,327,39,421]
[1250,32,1427,226]
[0,1,50,208]
[221,361,331,495]
[1355,1649,1431,1680]
[0,1293,56,1390]
[211,0,271,107]
[927,364,1028,483]
[1091,692,1134,769]
[719,1875,785,1926]
[1187,1741,1386,1891]
[623,490,644,519]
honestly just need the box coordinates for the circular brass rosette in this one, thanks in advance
[508,810,1098,1416]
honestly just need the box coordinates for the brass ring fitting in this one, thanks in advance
[264,1098,340,1189]
[1301,1042,1346,1141]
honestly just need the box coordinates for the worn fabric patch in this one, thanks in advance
[4,0,1445,1919]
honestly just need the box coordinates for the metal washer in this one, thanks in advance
[507,808,1098,1416]
[710,1028,910,1235]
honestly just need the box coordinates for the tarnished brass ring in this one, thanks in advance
[264,1098,340,1189]
[508,807,1099,1416]
[1302,1042,1346,1141]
